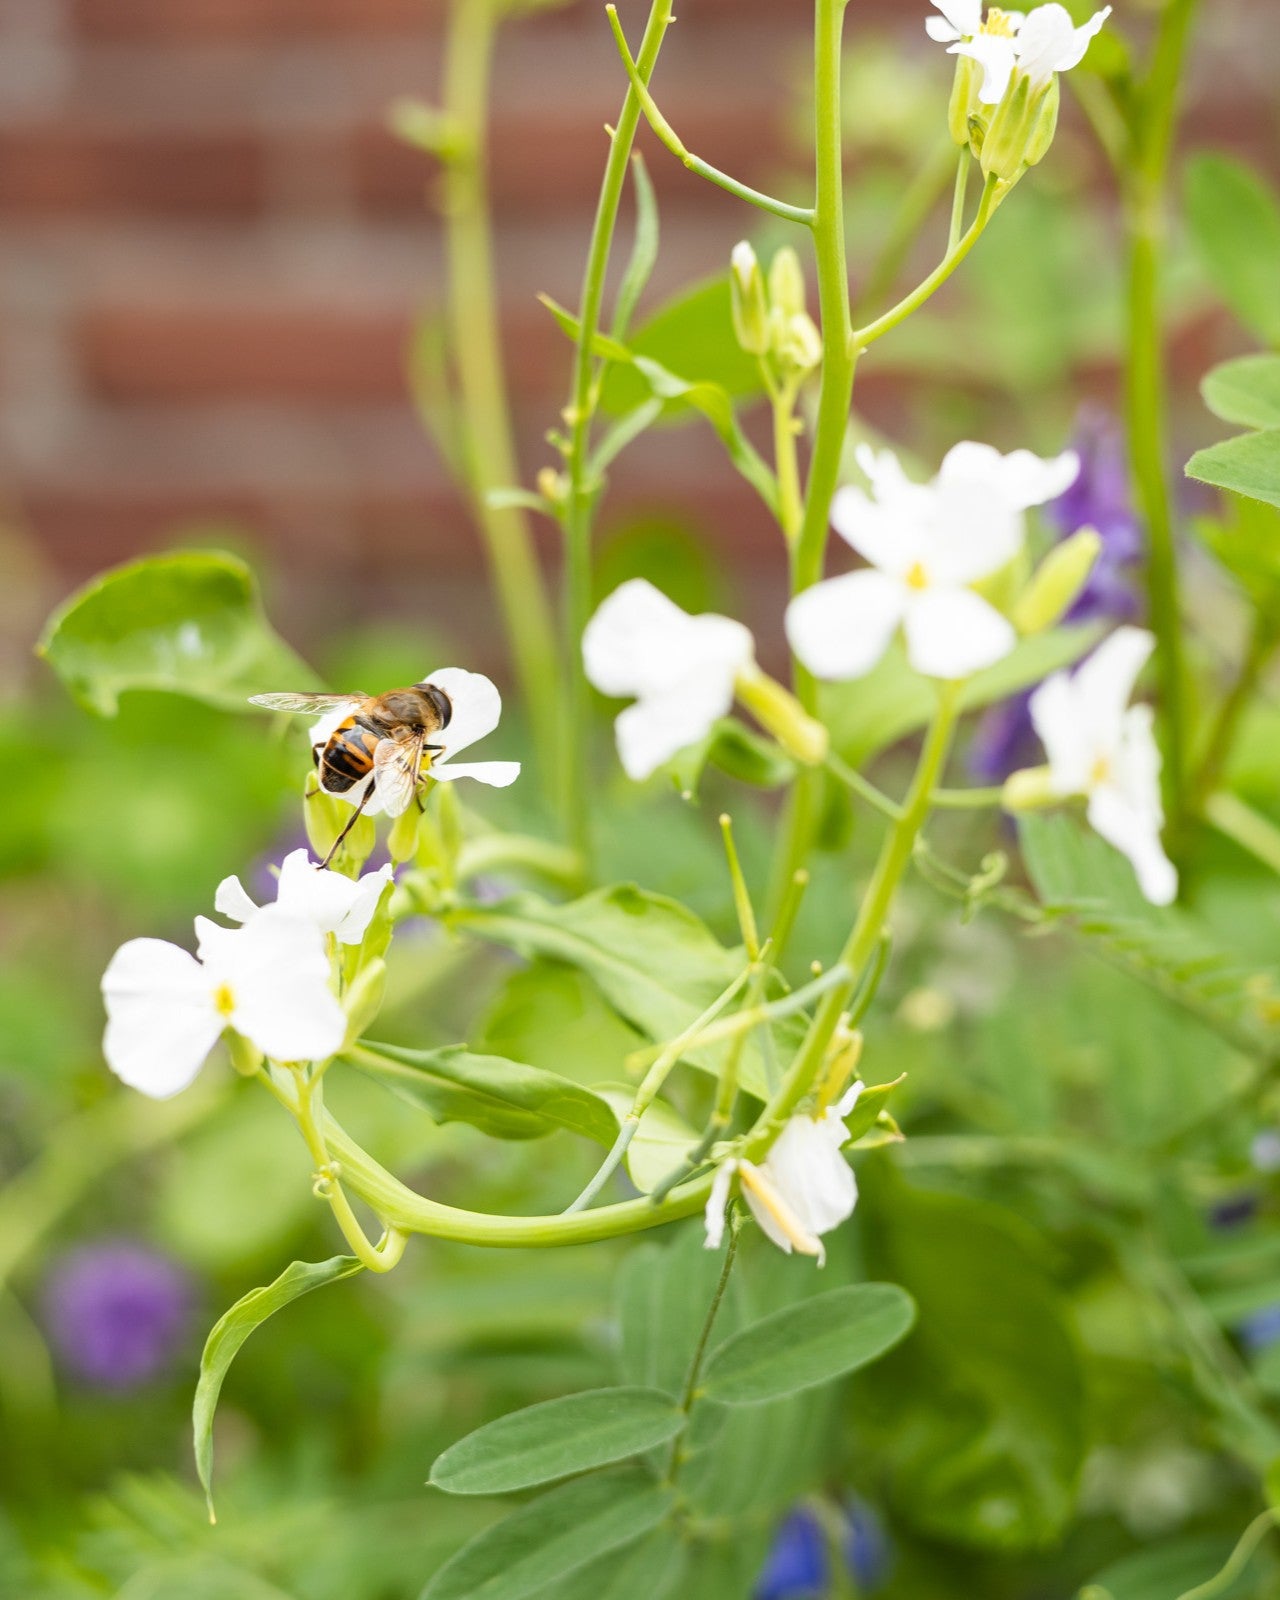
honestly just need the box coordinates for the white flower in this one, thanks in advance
[704,1085,862,1267]
[951,3,1111,105]
[313,667,520,814]
[926,1,1024,46]
[583,579,755,780]
[786,441,1078,683]
[102,908,347,1098]
[1029,626,1177,906]
[213,848,393,946]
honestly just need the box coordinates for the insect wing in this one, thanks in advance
[372,731,425,817]
[248,692,364,715]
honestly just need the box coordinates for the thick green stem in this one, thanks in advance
[1123,0,1201,833]
[561,0,674,866]
[442,0,561,796]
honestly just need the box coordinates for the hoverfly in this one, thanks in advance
[249,683,453,866]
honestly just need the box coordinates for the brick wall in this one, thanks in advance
[1,0,1276,650]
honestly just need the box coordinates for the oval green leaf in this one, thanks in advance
[1187,429,1280,511]
[1202,355,1280,431]
[421,1469,674,1600]
[429,1387,683,1496]
[700,1283,916,1406]
[37,549,315,716]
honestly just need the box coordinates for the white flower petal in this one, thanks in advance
[786,571,906,682]
[422,667,502,759]
[101,938,223,1098]
[830,480,929,575]
[929,0,983,38]
[583,580,754,701]
[214,910,346,1063]
[1017,2,1109,85]
[275,848,392,943]
[613,674,735,781]
[430,760,522,788]
[950,33,1017,102]
[739,1161,824,1261]
[937,441,1080,512]
[1088,784,1177,906]
[704,1160,736,1251]
[213,874,259,924]
[926,15,964,43]
[902,587,1016,679]
[1070,627,1154,741]
[761,1116,858,1239]
[1029,670,1094,795]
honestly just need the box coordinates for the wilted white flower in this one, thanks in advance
[102,908,347,1099]
[951,2,1111,104]
[786,441,1078,682]
[704,1085,863,1267]
[583,580,756,780]
[212,848,393,946]
[1028,626,1177,905]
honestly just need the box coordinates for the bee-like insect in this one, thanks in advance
[249,683,454,865]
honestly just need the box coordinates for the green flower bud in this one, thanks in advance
[778,311,823,374]
[730,241,770,356]
[733,664,828,766]
[981,70,1058,185]
[386,97,465,161]
[224,1030,263,1077]
[768,247,807,321]
[1023,75,1059,170]
[304,778,375,877]
[387,805,421,865]
[1002,765,1058,812]
[343,959,387,1047]
[948,53,983,148]
[1013,527,1102,635]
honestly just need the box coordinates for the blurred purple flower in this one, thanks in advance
[755,1500,890,1599]
[1209,1193,1259,1230]
[970,410,1144,783]
[43,1241,193,1391]
[1240,1304,1280,1354]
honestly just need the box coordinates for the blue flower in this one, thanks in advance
[1240,1304,1280,1354]
[755,1500,890,1598]
[42,1241,194,1391]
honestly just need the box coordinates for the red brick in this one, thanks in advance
[0,125,265,217]
[72,0,443,41]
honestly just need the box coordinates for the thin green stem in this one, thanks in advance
[948,149,971,250]
[851,173,1001,352]
[1192,617,1277,813]
[825,752,904,820]
[772,384,806,543]
[1122,0,1201,835]
[1176,1510,1279,1600]
[606,9,815,227]
[931,784,1005,809]
[720,813,761,960]
[1204,791,1280,878]
[441,0,561,799]
[665,1221,739,1485]
[561,0,674,867]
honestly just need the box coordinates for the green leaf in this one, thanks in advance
[601,276,765,415]
[343,1041,618,1144]
[1080,1535,1249,1600]
[666,718,796,800]
[539,294,633,363]
[612,153,659,342]
[1187,429,1280,511]
[700,1283,915,1405]
[1193,495,1280,608]
[193,1255,362,1520]
[1186,154,1280,345]
[857,1167,1086,1551]
[453,885,801,1098]
[841,1074,906,1145]
[1203,355,1280,430]
[420,1469,675,1600]
[543,1532,687,1600]
[429,1388,684,1495]
[478,961,648,1083]
[37,549,314,717]
[1019,814,1280,1062]
[595,1086,700,1194]
[825,627,1100,768]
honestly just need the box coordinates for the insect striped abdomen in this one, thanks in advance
[319,721,380,793]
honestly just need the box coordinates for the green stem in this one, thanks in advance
[772,384,806,543]
[561,0,675,867]
[825,752,904,819]
[851,173,1001,351]
[1204,791,1280,878]
[851,137,957,323]
[665,1221,739,1484]
[1122,0,1201,833]
[1192,617,1277,813]
[1176,1510,1279,1600]
[442,0,561,797]
[931,784,1005,809]
[748,687,962,1149]
[948,149,971,250]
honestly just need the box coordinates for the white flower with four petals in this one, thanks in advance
[1028,626,1177,906]
[102,908,347,1099]
[786,441,1079,683]
[946,2,1112,105]
[583,579,756,780]
[704,1085,863,1266]
[212,848,393,946]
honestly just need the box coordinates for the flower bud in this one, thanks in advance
[304,779,375,876]
[1013,527,1102,634]
[342,958,387,1047]
[768,247,807,321]
[778,311,823,374]
[224,1029,263,1077]
[948,53,984,148]
[733,665,829,766]
[730,241,770,356]
[1002,764,1058,811]
[387,805,421,865]
[386,97,465,161]
[980,70,1058,185]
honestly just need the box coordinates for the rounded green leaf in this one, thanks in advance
[420,1469,674,1600]
[429,1388,684,1496]
[700,1283,916,1405]
[1202,355,1280,431]
[37,549,314,716]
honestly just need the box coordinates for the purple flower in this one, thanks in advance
[969,410,1144,783]
[42,1241,194,1391]
[754,1500,890,1599]
[1240,1304,1280,1354]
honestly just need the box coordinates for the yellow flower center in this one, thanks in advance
[981,7,1017,36]
[1089,754,1112,788]
[904,561,931,591]
[213,982,237,1018]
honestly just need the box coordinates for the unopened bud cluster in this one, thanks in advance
[730,242,822,380]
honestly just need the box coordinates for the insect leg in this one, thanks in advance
[317,782,376,870]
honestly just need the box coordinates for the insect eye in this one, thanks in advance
[418,683,453,729]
